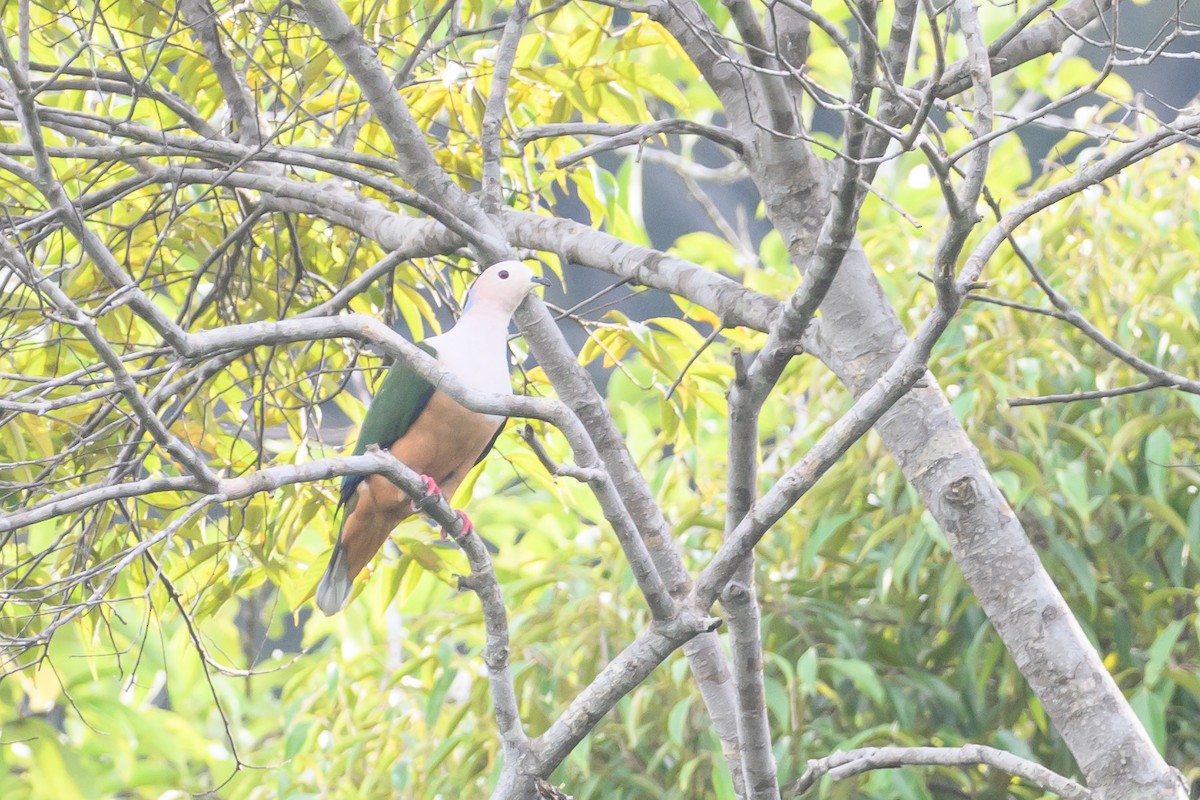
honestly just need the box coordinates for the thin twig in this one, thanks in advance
[481,0,531,211]
[544,119,745,169]
[1009,380,1167,407]
[519,425,606,483]
[664,324,724,401]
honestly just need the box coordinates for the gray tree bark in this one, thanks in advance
[649,1,1187,797]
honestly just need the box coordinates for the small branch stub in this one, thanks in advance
[536,778,573,800]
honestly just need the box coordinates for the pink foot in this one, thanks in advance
[414,474,443,511]
[420,474,442,497]
[450,510,474,538]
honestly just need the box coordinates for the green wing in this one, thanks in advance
[338,342,437,511]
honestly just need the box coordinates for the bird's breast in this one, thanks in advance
[435,342,513,403]
[390,390,503,490]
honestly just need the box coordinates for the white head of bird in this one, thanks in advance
[462,260,551,317]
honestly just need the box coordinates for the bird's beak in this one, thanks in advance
[531,276,552,287]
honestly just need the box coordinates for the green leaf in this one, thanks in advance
[1131,687,1168,753]
[797,647,818,693]
[285,721,313,760]
[667,698,691,745]
[824,658,886,705]
[1145,618,1187,687]
[1145,426,1173,502]
[1056,460,1092,524]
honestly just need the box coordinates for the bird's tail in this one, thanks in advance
[315,537,352,615]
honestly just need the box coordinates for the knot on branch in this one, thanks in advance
[721,580,752,606]
[536,777,574,800]
[731,347,747,387]
[457,573,484,593]
[653,609,723,642]
[943,476,979,510]
[484,644,511,671]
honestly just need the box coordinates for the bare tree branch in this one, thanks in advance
[516,120,744,153]
[4,1,1197,795]
[651,2,1190,795]
[297,0,509,260]
[1009,380,1167,407]
[794,744,1091,800]
[934,0,1114,99]
[457,505,532,785]
[178,0,264,144]
[530,610,721,775]
[520,424,607,483]
[723,350,776,800]
[1002,221,1200,397]
[0,223,217,489]
[0,45,191,352]
[527,119,745,168]
[481,0,530,211]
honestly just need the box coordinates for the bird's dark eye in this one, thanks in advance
[498,270,510,279]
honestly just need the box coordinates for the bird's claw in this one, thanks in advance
[450,510,474,539]
[414,476,471,537]
[415,474,442,511]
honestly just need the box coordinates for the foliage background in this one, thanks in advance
[1,1,1198,798]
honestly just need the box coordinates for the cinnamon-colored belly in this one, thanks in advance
[339,391,503,578]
